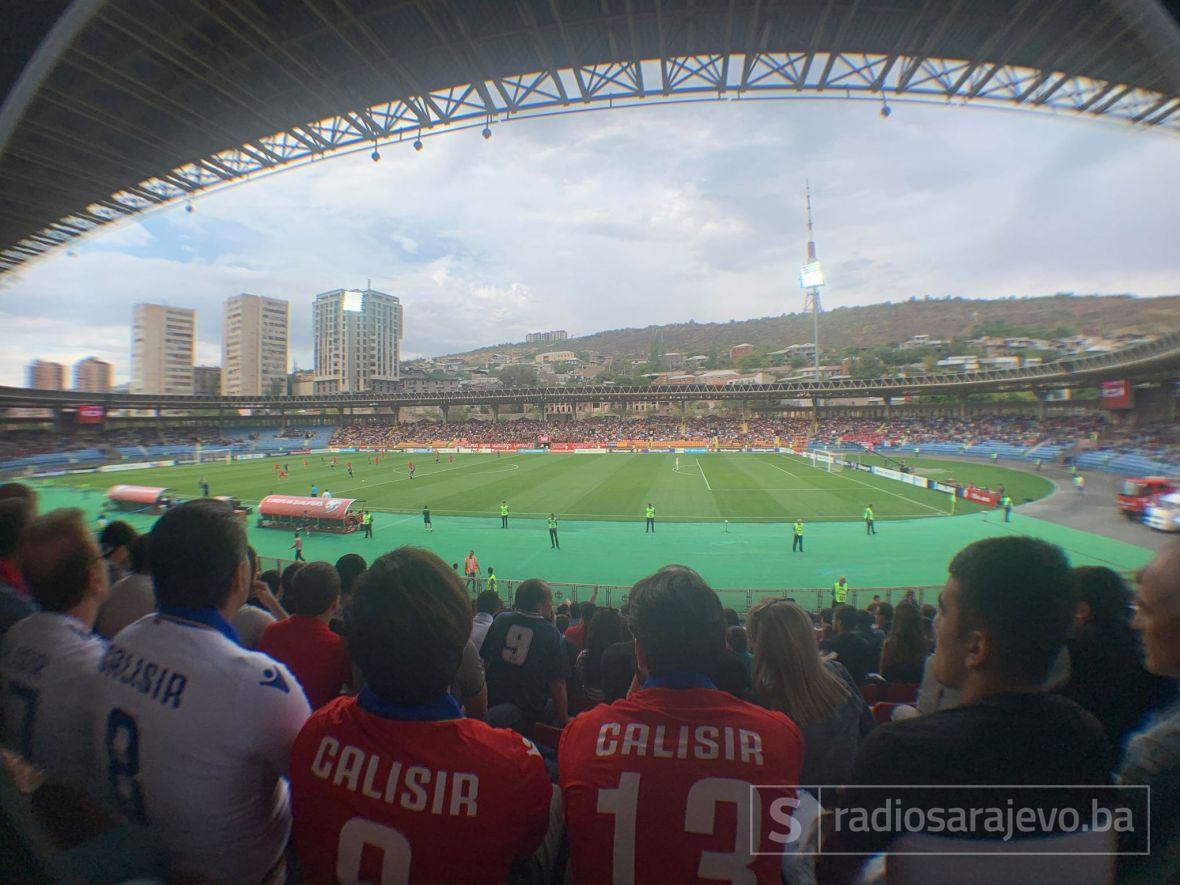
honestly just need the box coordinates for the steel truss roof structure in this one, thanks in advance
[1,330,1176,412]
[2,1,1180,274]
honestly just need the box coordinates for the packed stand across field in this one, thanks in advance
[328,413,1180,462]
[0,478,1178,881]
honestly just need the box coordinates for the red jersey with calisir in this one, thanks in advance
[559,686,805,884]
[289,694,551,883]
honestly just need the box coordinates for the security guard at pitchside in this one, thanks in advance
[833,576,849,605]
[792,518,804,553]
[645,503,656,533]
[500,500,509,528]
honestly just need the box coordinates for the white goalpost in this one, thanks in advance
[804,450,843,473]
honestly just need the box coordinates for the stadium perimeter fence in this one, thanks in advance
[253,555,937,613]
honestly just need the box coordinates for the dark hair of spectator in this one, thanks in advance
[287,562,341,617]
[722,607,740,628]
[726,625,748,654]
[475,590,503,615]
[628,565,724,677]
[876,601,894,626]
[1072,567,1134,634]
[585,608,630,684]
[948,536,1074,684]
[581,601,598,624]
[334,553,367,596]
[150,500,246,609]
[555,613,569,633]
[856,609,875,632]
[246,545,257,580]
[280,562,305,593]
[0,498,32,557]
[20,509,98,612]
[0,482,36,508]
[569,601,582,618]
[129,533,151,575]
[258,569,280,595]
[346,547,470,703]
[833,604,858,632]
[514,578,550,612]
[100,520,137,556]
[881,602,930,673]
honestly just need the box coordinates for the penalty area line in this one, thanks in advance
[695,457,713,491]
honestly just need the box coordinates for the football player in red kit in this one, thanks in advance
[289,547,552,883]
[559,565,805,883]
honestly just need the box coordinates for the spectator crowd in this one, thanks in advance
[0,480,1177,882]
[328,413,1180,463]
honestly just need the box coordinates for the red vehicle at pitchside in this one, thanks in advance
[1117,476,1177,519]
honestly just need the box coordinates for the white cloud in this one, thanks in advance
[1,99,1177,385]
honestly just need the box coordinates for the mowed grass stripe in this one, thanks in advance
[704,456,797,519]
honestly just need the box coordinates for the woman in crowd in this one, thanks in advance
[748,599,869,784]
[575,608,630,704]
[879,601,929,684]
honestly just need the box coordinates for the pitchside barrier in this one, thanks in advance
[251,555,936,613]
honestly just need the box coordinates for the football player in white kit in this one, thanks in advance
[92,499,310,883]
[0,509,109,791]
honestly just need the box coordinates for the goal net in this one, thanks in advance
[805,450,847,473]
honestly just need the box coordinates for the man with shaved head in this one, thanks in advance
[1119,543,1180,881]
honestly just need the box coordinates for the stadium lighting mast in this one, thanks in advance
[798,183,825,417]
[799,182,824,375]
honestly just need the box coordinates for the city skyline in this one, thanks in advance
[0,99,1177,386]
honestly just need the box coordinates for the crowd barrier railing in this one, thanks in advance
[252,556,938,613]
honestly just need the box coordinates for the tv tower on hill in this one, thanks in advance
[799,182,825,377]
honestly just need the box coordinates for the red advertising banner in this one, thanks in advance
[1099,379,1134,410]
[548,442,579,452]
[76,404,105,425]
[963,486,1000,506]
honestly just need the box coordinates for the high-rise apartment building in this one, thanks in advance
[27,360,64,390]
[131,304,195,395]
[313,288,403,393]
[526,330,569,344]
[193,365,221,396]
[222,294,289,395]
[73,357,113,392]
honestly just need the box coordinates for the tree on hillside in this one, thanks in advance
[851,355,887,378]
[498,364,539,387]
[645,333,665,373]
[737,352,768,372]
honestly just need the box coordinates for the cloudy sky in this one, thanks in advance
[1,97,1178,385]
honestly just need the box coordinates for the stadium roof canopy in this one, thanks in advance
[2,0,1180,276]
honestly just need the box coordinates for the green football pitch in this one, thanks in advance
[31,452,1155,598]
[52,451,1051,523]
